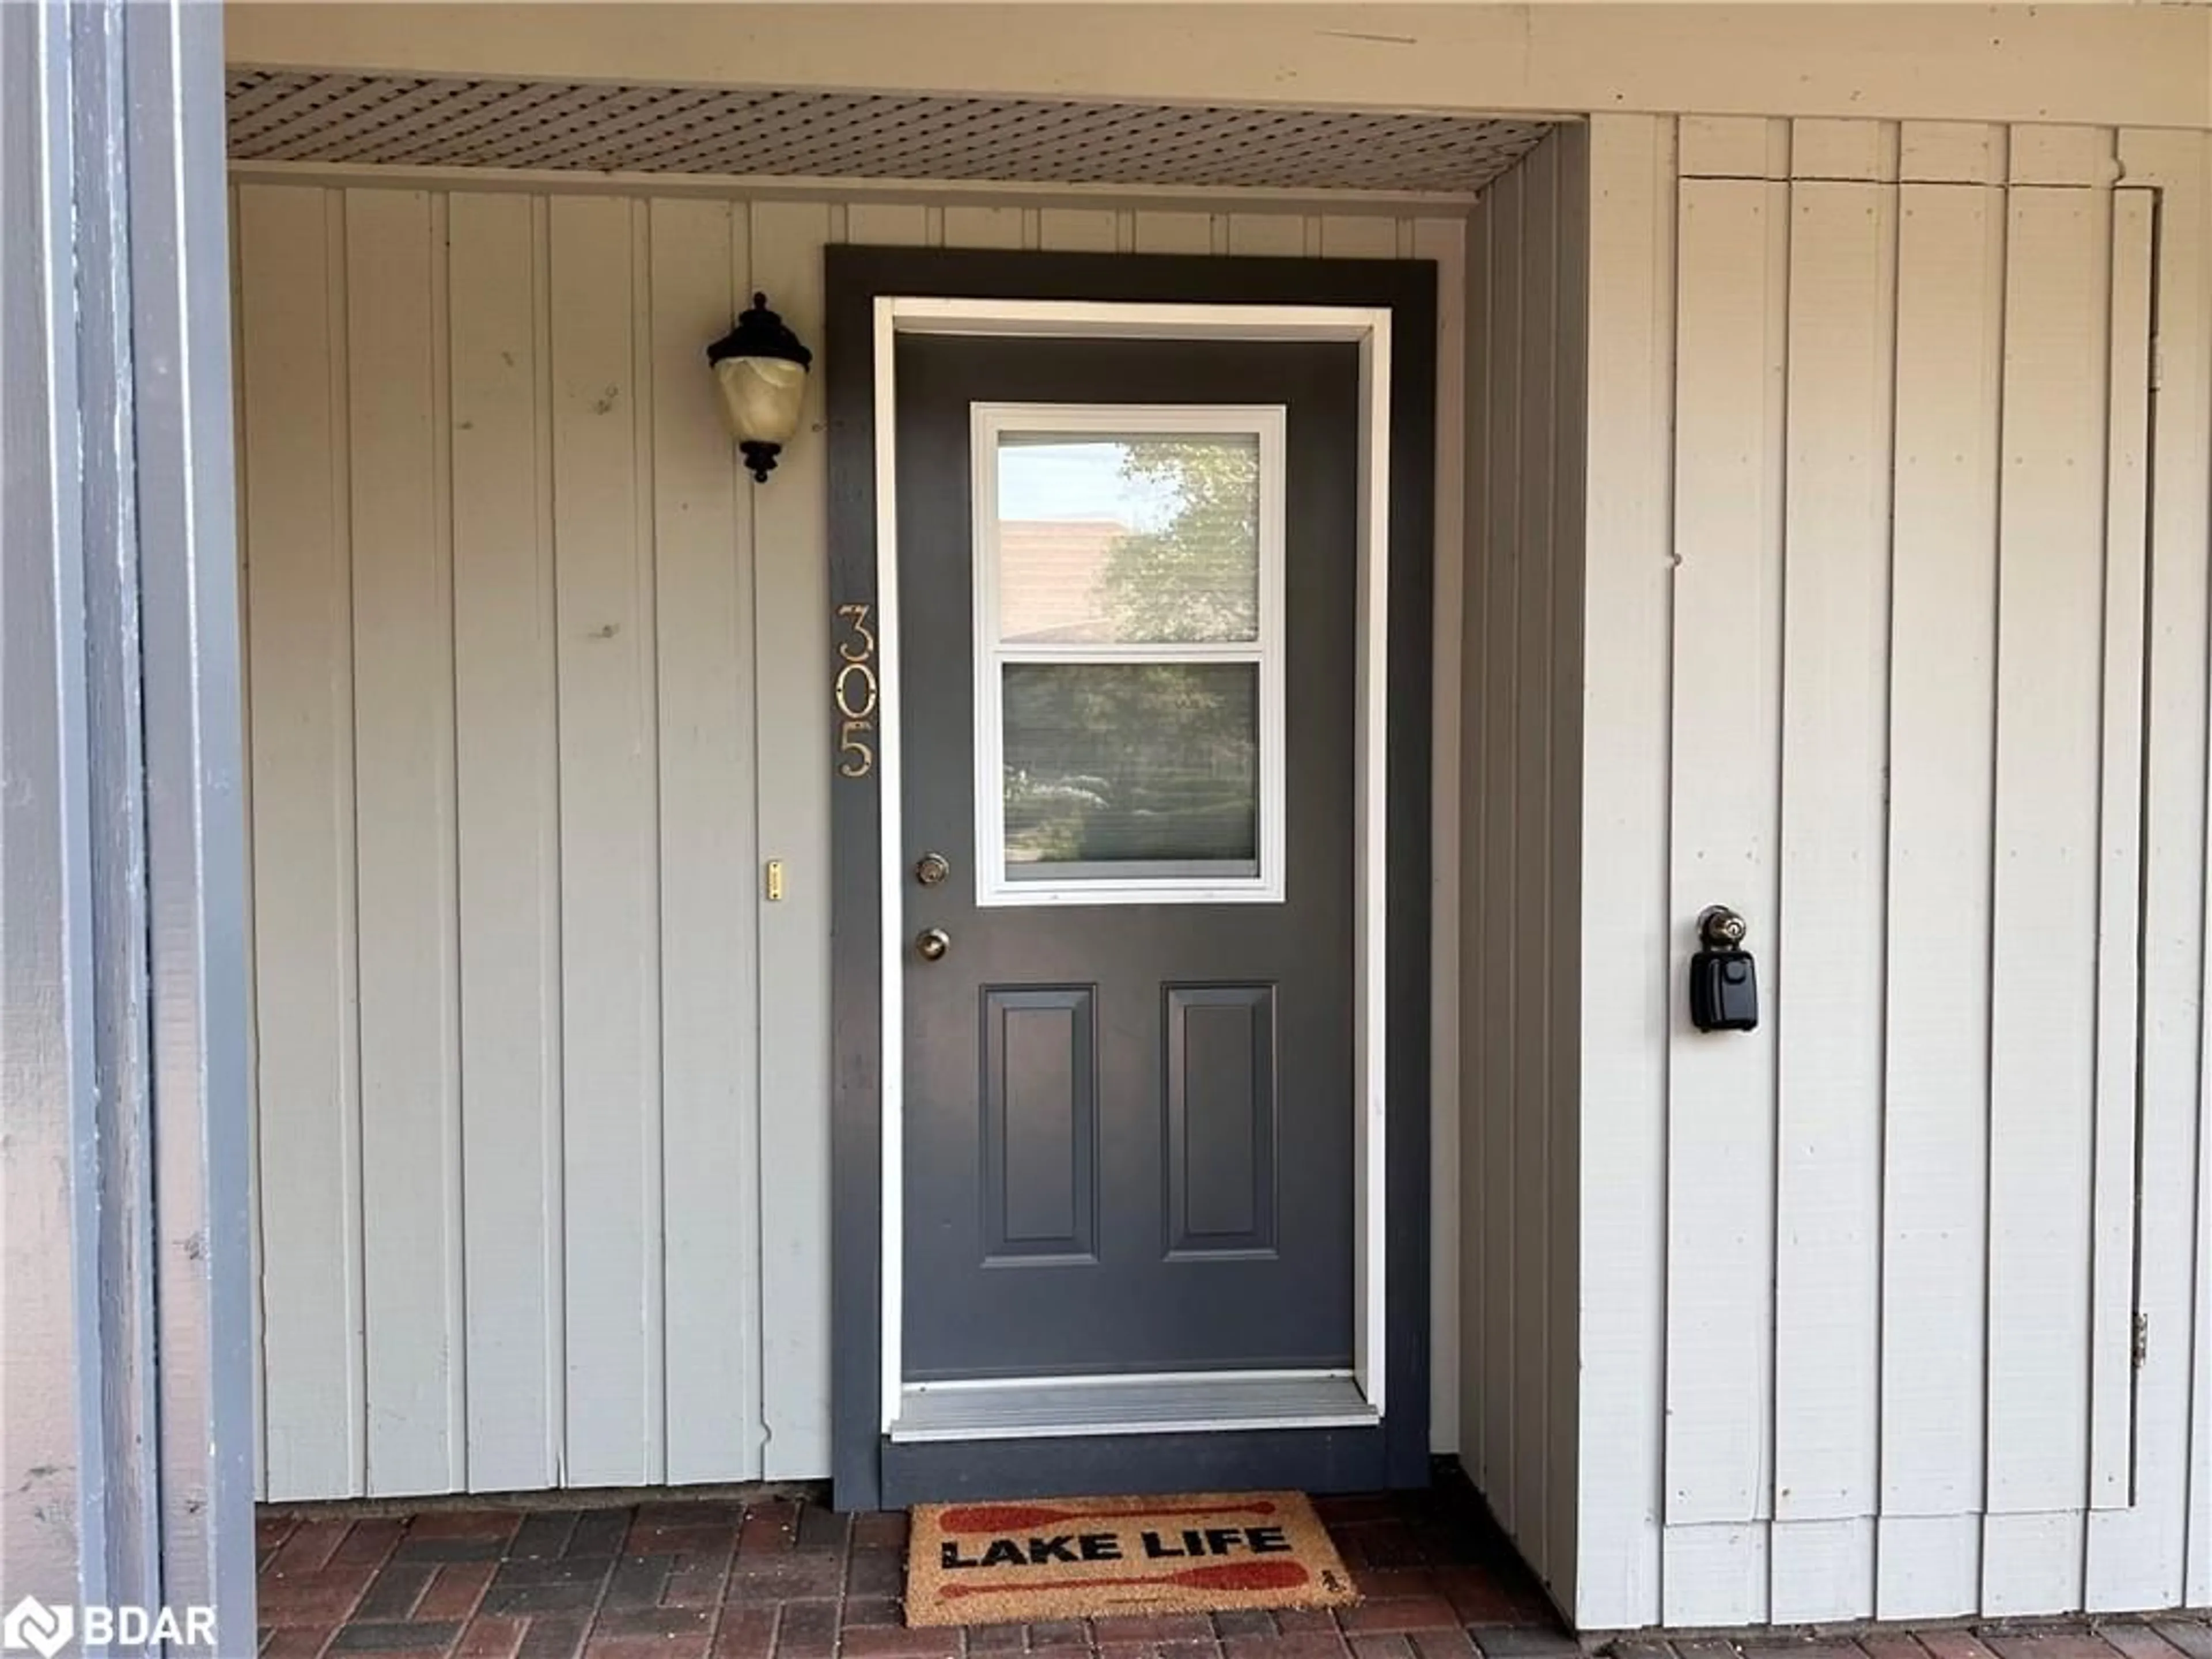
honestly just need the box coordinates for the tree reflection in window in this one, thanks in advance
[1003,662,1257,871]
[1097,438,1259,643]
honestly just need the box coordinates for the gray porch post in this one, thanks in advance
[3,0,255,1652]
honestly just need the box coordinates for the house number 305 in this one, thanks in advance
[834,603,877,778]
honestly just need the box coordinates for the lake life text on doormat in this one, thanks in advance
[903,1492,1358,1627]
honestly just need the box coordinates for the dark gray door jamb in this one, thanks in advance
[824,247,1436,1511]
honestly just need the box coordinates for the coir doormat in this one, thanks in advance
[904,1492,1357,1626]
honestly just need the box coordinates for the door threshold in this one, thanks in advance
[888,1372,1377,1442]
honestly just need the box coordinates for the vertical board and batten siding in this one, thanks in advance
[1664,173,1787,1560]
[234,184,1469,1497]
[1459,126,1589,1614]
[346,187,467,1497]
[446,192,566,1493]
[239,185,367,1498]
[1422,207,1473,1472]
[2100,128,2212,1623]
[1574,113,2212,1629]
[1878,162,2005,1581]
[546,194,664,1490]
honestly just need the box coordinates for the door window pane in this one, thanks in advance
[1002,662,1258,878]
[974,404,1283,905]
[996,434,1260,645]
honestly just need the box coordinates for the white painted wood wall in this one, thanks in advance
[229,118,2211,1630]
[1574,113,2212,1628]
[230,181,1471,1499]
[1459,126,1589,1617]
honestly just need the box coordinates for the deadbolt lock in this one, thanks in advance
[915,851,950,887]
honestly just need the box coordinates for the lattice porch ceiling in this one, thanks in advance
[226,71,1549,195]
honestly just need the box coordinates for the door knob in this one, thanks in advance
[915,926,951,963]
[914,851,950,887]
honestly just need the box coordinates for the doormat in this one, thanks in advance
[904,1492,1357,1626]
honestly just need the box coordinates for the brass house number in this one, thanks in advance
[835,602,877,778]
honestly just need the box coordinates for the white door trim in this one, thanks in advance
[873,295,1395,1437]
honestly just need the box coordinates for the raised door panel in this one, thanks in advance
[982,987,1098,1264]
[1165,986,1279,1258]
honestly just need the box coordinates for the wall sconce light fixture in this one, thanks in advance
[706,292,813,482]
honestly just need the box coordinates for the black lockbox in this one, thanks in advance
[1689,946,1758,1032]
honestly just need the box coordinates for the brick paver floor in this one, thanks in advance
[255,1486,2212,1659]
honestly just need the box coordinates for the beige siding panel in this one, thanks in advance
[1418,211,1467,1462]
[2009,125,2115,188]
[1984,185,2109,1532]
[650,198,764,1484]
[447,190,564,1494]
[1664,176,1786,1541]
[2087,130,2212,1616]
[942,205,1025,249]
[1319,214,1397,260]
[2086,191,2154,1512]
[1226,214,1310,259]
[844,201,929,247]
[2174,137,2212,1621]
[1878,181,2004,1533]
[1541,131,1589,1611]
[1037,207,1118,252]
[1571,111,1675,1634]
[1678,115,1786,178]
[1509,135,1559,1561]
[1457,129,1587,1607]
[238,184,366,1501]
[548,195,664,1487]
[1771,178,1893,1541]
[749,198,835,1482]
[1458,189,1494,1500]
[1475,158,1522,1519]
[1769,1518,1875,1626]
[232,180,267,1495]
[2196,834,2212,1618]
[1899,122,2005,185]
[1132,209,1214,253]
[1661,1523,1768,1628]
[344,187,467,1495]
[1788,119,1894,182]
[1984,1511,2089,1616]
[1875,1515,1984,1621]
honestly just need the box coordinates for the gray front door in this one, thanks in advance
[897,335,1361,1384]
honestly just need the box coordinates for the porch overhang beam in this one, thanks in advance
[224,2,2212,133]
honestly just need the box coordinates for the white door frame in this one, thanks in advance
[872,296,1395,1437]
